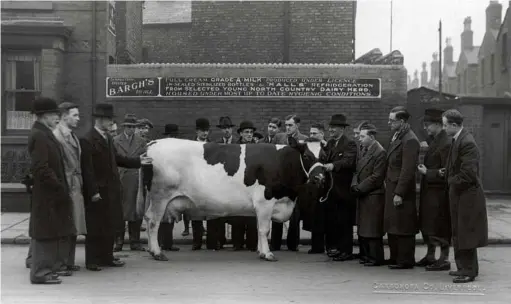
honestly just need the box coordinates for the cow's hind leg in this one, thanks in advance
[144,190,170,261]
[255,201,277,262]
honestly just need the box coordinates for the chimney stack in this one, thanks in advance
[444,37,454,65]
[461,17,474,51]
[420,62,428,87]
[486,1,502,32]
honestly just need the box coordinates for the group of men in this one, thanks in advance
[25,94,488,286]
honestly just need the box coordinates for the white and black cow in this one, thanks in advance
[137,136,326,261]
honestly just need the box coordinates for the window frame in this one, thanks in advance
[108,0,116,36]
[1,49,42,136]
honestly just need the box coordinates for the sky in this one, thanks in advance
[355,0,509,79]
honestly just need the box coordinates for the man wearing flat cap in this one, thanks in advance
[136,118,153,140]
[80,104,150,271]
[317,114,357,260]
[113,114,148,252]
[385,106,420,270]
[230,121,259,252]
[416,108,452,271]
[28,97,75,284]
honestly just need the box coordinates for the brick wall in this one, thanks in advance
[142,24,192,63]
[107,63,406,144]
[115,1,143,63]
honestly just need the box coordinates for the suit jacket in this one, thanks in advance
[319,135,357,201]
[53,123,87,235]
[28,121,75,239]
[216,135,237,144]
[113,132,147,221]
[80,128,141,236]
[419,130,451,238]
[446,128,488,249]
[384,128,420,235]
[271,131,308,145]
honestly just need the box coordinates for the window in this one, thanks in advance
[108,0,116,35]
[491,54,495,83]
[502,33,508,72]
[3,51,41,130]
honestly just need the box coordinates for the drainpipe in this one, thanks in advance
[91,1,97,125]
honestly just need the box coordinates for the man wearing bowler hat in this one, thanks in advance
[80,103,150,271]
[216,116,237,144]
[28,97,75,284]
[156,124,181,252]
[417,108,452,271]
[230,121,258,251]
[318,114,358,261]
[189,118,210,250]
[113,114,148,252]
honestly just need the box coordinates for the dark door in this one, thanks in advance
[483,108,511,192]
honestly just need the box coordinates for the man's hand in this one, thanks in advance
[320,139,327,146]
[92,193,102,202]
[438,168,446,177]
[141,155,153,165]
[324,163,334,172]
[393,195,403,207]
[350,185,359,193]
[417,164,427,175]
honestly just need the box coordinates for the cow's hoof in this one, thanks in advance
[262,253,278,262]
[153,253,168,261]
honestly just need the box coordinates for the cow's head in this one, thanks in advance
[287,136,327,187]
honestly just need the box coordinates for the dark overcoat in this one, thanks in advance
[384,129,420,235]
[352,141,387,238]
[446,128,488,250]
[80,128,141,237]
[419,130,451,239]
[28,121,76,239]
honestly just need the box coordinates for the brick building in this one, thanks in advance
[456,17,480,96]
[143,0,356,64]
[442,38,458,94]
[490,1,511,97]
[1,0,143,188]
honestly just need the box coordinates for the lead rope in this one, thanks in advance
[319,171,333,203]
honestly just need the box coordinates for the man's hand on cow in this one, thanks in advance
[324,163,334,172]
[92,193,102,202]
[438,168,446,177]
[417,164,427,175]
[141,155,153,165]
[393,195,403,207]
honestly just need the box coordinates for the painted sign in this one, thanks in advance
[106,77,160,97]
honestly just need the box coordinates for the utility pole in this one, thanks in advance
[438,19,443,100]
[390,0,393,52]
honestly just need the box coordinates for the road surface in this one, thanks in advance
[2,244,511,304]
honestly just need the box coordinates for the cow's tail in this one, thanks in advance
[137,155,154,220]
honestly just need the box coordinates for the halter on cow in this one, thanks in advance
[137,136,326,261]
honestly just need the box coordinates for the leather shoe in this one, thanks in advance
[426,261,451,271]
[130,244,145,251]
[327,249,340,257]
[364,261,383,267]
[67,265,81,271]
[31,277,62,285]
[308,249,324,254]
[54,270,72,276]
[449,270,462,276]
[102,260,125,267]
[452,275,475,283]
[86,264,102,271]
[415,257,436,267]
[332,253,354,262]
[388,264,414,270]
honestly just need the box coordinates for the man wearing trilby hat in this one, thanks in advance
[80,103,150,271]
[318,114,357,261]
[416,108,452,271]
[113,114,149,252]
[28,97,75,284]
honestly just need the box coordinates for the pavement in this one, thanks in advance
[2,244,511,303]
[2,197,511,246]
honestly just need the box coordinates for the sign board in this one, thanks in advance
[162,77,381,98]
[106,77,160,97]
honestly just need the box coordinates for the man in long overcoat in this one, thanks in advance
[231,120,258,251]
[417,108,452,271]
[80,103,144,271]
[319,114,357,261]
[384,106,420,269]
[113,114,148,251]
[270,114,308,251]
[442,109,488,283]
[28,97,75,284]
[351,124,386,266]
[53,102,87,272]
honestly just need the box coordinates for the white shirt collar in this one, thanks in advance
[453,127,463,140]
[95,126,107,139]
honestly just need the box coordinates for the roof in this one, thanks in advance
[407,86,458,99]
[143,0,191,24]
[497,6,510,40]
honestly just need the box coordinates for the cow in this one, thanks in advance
[137,136,326,261]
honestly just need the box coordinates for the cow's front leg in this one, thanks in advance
[255,207,277,262]
[144,193,168,261]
